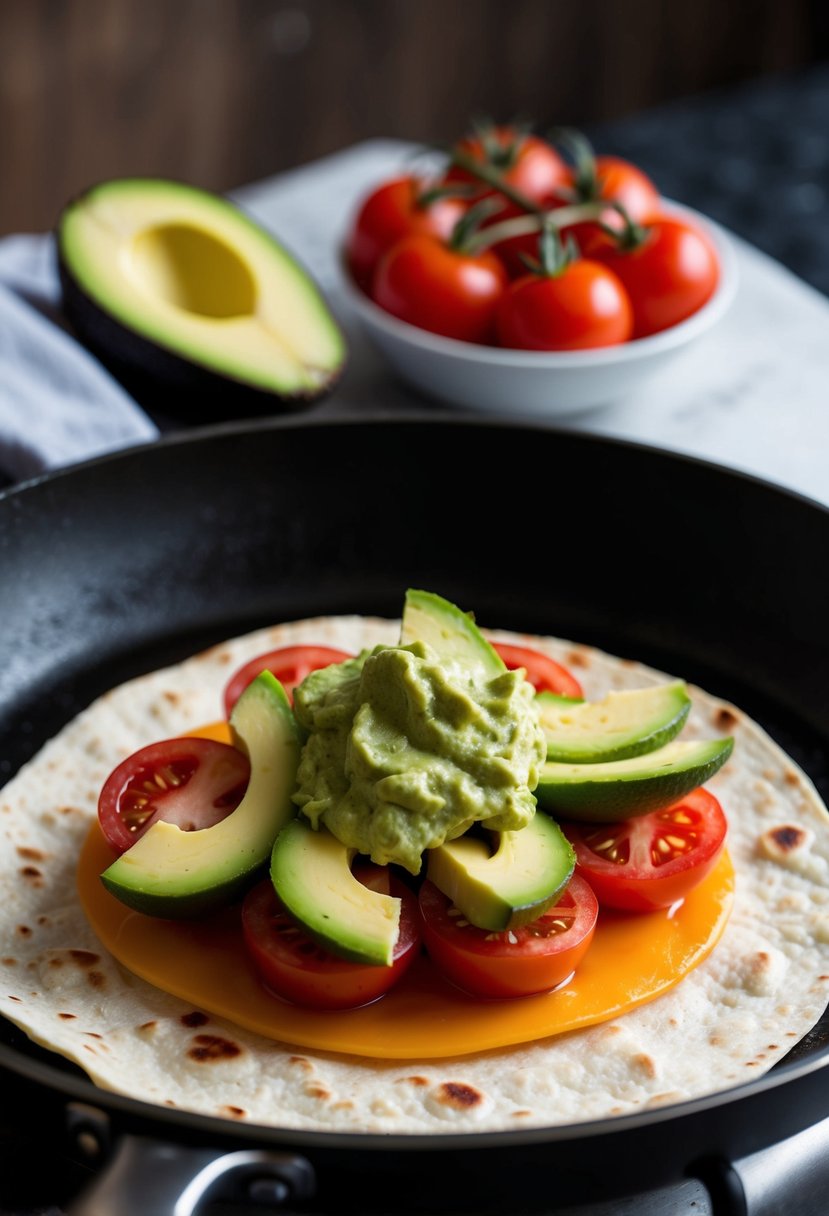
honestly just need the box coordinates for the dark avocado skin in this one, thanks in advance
[58,256,346,425]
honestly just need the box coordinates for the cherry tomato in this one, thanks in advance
[345,175,468,291]
[496,259,632,351]
[448,127,569,205]
[98,737,250,855]
[492,642,583,698]
[584,217,720,338]
[562,788,727,912]
[373,234,508,344]
[242,868,421,1010]
[223,645,352,717]
[418,873,598,999]
[560,155,662,253]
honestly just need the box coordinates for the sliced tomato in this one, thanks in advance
[223,644,352,716]
[418,874,597,999]
[242,868,421,1010]
[491,641,584,698]
[98,737,250,855]
[562,788,727,912]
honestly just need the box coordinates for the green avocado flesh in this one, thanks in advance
[271,818,401,966]
[399,589,505,677]
[101,672,300,917]
[427,812,575,931]
[535,737,734,822]
[292,592,546,873]
[58,178,346,402]
[539,681,691,764]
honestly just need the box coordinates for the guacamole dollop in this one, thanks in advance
[292,641,546,874]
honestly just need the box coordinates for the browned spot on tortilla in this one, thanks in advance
[85,1032,103,1040]
[648,1092,682,1106]
[17,847,46,862]
[58,1012,76,1020]
[163,690,181,705]
[187,1034,243,1063]
[181,1011,209,1028]
[37,916,50,926]
[165,1099,177,1107]
[69,950,100,968]
[7,995,21,1002]
[786,1031,799,1037]
[86,971,106,990]
[222,1105,247,1119]
[819,975,829,982]
[401,1075,430,1087]
[138,1021,157,1033]
[16,925,32,937]
[567,650,589,669]
[709,1034,724,1046]
[332,1100,354,1111]
[633,1053,657,1079]
[784,770,800,787]
[289,1055,313,1071]
[609,1106,624,1115]
[20,865,42,878]
[512,1110,532,1118]
[436,1082,482,1110]
[668,1017,678,1027]
[83,1044,97,1054]
[59,806,81,815]
[746,1061,760,1067]
[2,958,17,966]
[767,825,807,853]
[306,1085,331,1101]
[768,1044,779,1050]
[48,958,64,969]
[715,708,738,731]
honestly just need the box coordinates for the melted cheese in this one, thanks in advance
[77,725,734,1061]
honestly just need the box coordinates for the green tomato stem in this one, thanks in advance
[466,201,606,255]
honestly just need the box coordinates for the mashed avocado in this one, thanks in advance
[292,641,546,874]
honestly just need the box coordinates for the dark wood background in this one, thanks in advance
[1,0,827,236]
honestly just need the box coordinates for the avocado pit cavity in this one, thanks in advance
[127,223,258,319]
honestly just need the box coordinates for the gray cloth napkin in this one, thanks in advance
[0,233,158,484]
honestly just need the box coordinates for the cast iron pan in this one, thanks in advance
[1,416,828,1215]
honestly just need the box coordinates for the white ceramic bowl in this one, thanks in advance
[341,202,738,416]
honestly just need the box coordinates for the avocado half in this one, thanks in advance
[57,178,347,419]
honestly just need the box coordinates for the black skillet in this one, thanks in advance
[1,415,828,1216]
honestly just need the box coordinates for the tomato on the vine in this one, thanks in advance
[345,175,468,291]
[223,645,352,716]
[419,874,598,999]
[492,642,584,698]
[497,259,632,350]
[494,225,631,351]
[98,737,250,855]
[563,788,727,912]
[584,216,720,338]
[242,869,421,1010]
[447,126,569,206]
[373,233,508,343]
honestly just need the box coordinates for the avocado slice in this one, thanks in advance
[101,671,300,917]
[400,589,505,676]
[539,681,691,764]
[271,818,401,966]
[57,178,346,418]
[427,813,575,931]
[535,737,734,822]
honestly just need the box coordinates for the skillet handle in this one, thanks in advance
[67,1133,316,1215]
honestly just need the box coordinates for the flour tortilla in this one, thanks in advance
[2,615,829,1134]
